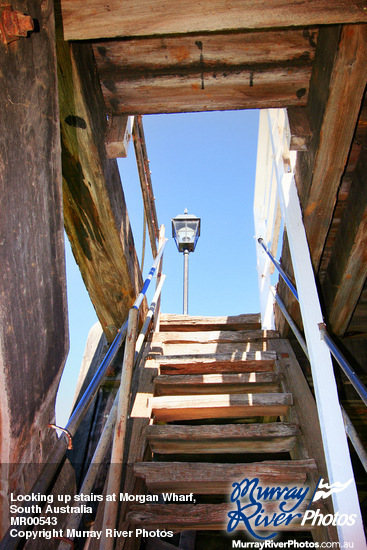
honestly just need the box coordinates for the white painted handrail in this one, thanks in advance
[254,109,366,547]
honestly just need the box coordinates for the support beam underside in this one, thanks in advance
[60,0,367,41]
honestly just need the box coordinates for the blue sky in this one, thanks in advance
[56,109,260,425]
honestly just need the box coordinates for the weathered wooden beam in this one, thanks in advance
[159,313,261,332]
[154,329,279,345]
[322,133,367,335]
[93,29,316,72]
[57,40,145,343]
[297,24,367,272]
[155,351,277,375]
[105,115,133,158]
[98,65,311,115]
[132,116,159,257]
[145,422,301,455]
[60,0,367,41]
[0,0,68,537]
[154,372,282,396]
[93,28,315,114]
[134,459,317,494]
[151,393,293,422]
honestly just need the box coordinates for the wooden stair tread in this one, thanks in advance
[145,422,301,454]
[157,342,273,355]
[127,503,313,531]
[151,351,277,375]
[159,313,261,332]
[151,393,293,421]
[153,329,279,345]
[154,372,282,395]
[133,459,317,493]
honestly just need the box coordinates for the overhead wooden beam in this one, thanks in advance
[296,24,367,272]
[94,30,315,114]
[322,133,367,336]
[60,0,367,41]
[57,40,145,343]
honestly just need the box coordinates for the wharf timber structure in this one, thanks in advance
[0,1,366,549]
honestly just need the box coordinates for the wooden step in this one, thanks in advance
[127,503,313,531]
[152,330,278,356]
[145,423,301,454]
[152,351,277,375]
[134,459,317,494]
[151,393,292,422]
[159,313,261,332]
[155,341,273,355]
[154,372,282,396]
[153,329,279,345]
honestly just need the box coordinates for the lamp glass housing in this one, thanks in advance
[172,211,201,252]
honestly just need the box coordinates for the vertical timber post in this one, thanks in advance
[100,307,139,549]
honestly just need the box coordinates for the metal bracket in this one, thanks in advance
[0,5,34,45]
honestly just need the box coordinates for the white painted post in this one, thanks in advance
[278,172,366,548]
[254,111,275,329]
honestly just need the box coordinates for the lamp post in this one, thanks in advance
[172,209,201,315]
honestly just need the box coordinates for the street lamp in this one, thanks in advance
[172,209,201,315]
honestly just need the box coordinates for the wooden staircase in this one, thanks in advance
[123,313,336,548]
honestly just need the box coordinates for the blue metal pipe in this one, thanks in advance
[260,236,367,408]
[319,324,367,407]
[258,237,299,300]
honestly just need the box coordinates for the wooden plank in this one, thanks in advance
[105,115,132,158]
[145,422,301,454]
[158,342,270,356]
[94,29,315,114]
[57,40,145,342]
[151,393,293,422]
[287,107,312,151]
[299,24,367,272]
[153,330,279,345]
[134,459,317,494]
[132,116,159,256]
[60,0,367,41]
[154,351,277,375]
[98,64,311,115]
[0,0,69,535]
[127,503,313,531]
[94,30,316,72]
[159,313,261,332]
[154,373,282,396]
[322,135,367,335]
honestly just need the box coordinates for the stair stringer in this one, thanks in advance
[270,338,338,543]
